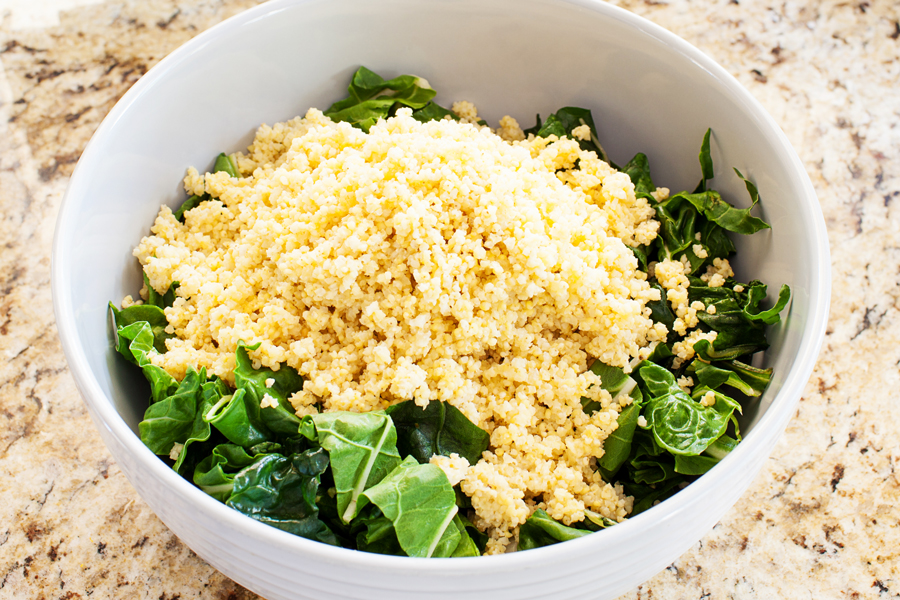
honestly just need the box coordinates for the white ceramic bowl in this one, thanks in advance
[52,1,830,598]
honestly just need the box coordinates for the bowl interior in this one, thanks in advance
[52,0,828,597]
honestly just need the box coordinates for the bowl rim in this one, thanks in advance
[51,0,831,574]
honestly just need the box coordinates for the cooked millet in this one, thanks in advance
[700,257,734,288]
[134,107,666,550]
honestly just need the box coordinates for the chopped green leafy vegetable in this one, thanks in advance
[517,509,591,551]
[323,66,453,133]
[524,106,611,164]
[226,448,338,545]
[361,455,460,558]
[173,152,242,221]
[386,400,490,465]
[111,68,792,557]
[303,411,402,523]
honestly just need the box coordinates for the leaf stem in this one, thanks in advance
[342,414,393,522]
[426,504,459,558]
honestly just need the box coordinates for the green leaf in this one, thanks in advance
[110,302,170,354]
[449,515,481,557]
[456,512,488,554]
[628,243,652,272]
[213,152,240,178]
[726,360,773,394]
[646,283,677,334]
[234,341,304,437]
[673,434,738,475]
[638,363,739,456]
[688,279,780,359]
[193,441,279,500]
[597,402,641,481]
[678,189,770,235]
[173,376,231,477]
[621,152,655,196]
[354,511,405,556]
[361,456,460,558]
[652,194,701,263]
[204,388,272,448]
[743,283,791,325]
[411,102,459,123]
[517,509,591,551]
[695,128,714,192]
[226,448,338,545]
[139,366,204,455]
[689,357,771,398]
[525,106,610,163]
[584,361,643,481]
[385,400,489,465]
[306,411,402,523]
[113,319,178,403]
[624,478,685,515]
[698,219,736,261]
[174,194,207,221]
[174,151,242,221]
[583,509,618,530]
[324,67,440,132]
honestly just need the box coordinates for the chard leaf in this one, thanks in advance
[193,441,280,501]
[673,434,738,475]
[204,388,272,448]
[646,283,677,334]
[524,106,610,164]
[726,360,773,394]
[647,342,674,364]
[652,194,701,264]
[698,219,736,261]
[624,478,685,515]
[695,128,714,192]
[628,243,652,272]
[324,66,443,132]
[213,152,240,178]
[517,509,591,551]
[630,454,679,485]
[589,360,634,396]
[142,272,179,310]
[688,279,779,359]
[174,151,243,220]
[139,366,204,455]
[355,511,404,556]
[457,512,488,553]
[306,411,402,523]
[597,402,641,481]
[585,361,643,481]
[621,152,655,197]
[689,358,771,397]
[234,341,303,436]
[174,194,207,221]
[113,319,178,403]
[449,515,481,557]
[385,400,489,465]
[638,363,739,456]
[173,376,231,477]
[110,301,170,353]
[226,448,338,545]
[678,189,770,236]
[583,510,618,530]
[742,283,791,324]
[361,456,460,558]
[410,101,459,124]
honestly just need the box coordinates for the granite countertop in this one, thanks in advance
[0,0,897,598]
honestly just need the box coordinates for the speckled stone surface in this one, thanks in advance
[0,1,897,598]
